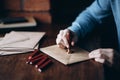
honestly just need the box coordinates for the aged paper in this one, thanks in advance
[0,31,45,55]
[40,45,90,65]
[0,31,29,46]
[0,31,45,48]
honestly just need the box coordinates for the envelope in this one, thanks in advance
[0,49,34,55]
[0,31,45,55]
[0,44,39,56]
[40,45,90,65]
[0,31,29,46]
[0,31,45,48]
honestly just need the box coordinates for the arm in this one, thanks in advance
[68,0,112,38]
[56,0,111,48]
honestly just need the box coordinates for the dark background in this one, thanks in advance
[0,0,118,49]
[0,0,118,50]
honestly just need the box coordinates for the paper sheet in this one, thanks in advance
[0,31,45,55]
[0,31,45,48]
[40,45,90,65]
[0,31,29,46]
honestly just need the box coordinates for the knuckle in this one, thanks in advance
[97,48,102,53]
[59,30,63,34]
[109,48,114,52]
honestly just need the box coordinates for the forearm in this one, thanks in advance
[68,9,99,38]
[68,0,111,39]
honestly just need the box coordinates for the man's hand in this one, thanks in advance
[56,29,78,49]
[89,48,120,66]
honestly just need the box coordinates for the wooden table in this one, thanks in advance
[0,24,104,80]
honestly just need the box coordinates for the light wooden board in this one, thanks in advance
[40,45,90,65]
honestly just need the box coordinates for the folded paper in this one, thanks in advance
[0,31,29,46]
[0,31,45,55]
[40,45,90,65]
[0,31,45,48]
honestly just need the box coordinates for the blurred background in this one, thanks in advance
[0,0,93,24]
[0,0,118,50]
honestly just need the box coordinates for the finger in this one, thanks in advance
[56,36,61,45]
[71,34,78,46]
[59,30,64,35]
[57,29,71,48]
[62,31,70,48]
[56,41,65,49]
[89,49,110,60]
[58,43,66,49]
[89,50,102,58]
[67,32,75,47]
[71,41,75,46]
[62,36,69,48]
[89,49,109,64]
[56,37,66,48]
[56,31,64,45]
[66,32,70,42]
[56,37,68,48]
[94,58,105,63]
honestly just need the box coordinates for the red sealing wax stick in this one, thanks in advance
[35,57,48,68]
[26,54,43,64]
[26,59,31,64]
[31,54,43,60]
[29,55,47,65]
[28,49,39,60]
[38,59,52,72]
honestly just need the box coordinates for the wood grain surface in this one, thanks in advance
[0,24,104,80]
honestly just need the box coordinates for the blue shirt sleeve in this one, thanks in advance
[68,0,111,38]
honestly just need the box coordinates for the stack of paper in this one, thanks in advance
[0,31,45,55]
